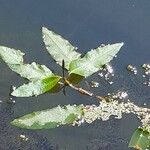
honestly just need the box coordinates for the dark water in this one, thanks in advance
[0,0,150,149]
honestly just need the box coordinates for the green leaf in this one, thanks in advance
[0,46,24,64]
[11,105,84,129]
[10,62,54,81]
[67,73,84,84]
[0,46,54,81]
[11,76,61,97]
[69,43,124,77]
[129,127,150,150]
[42,27,81,70]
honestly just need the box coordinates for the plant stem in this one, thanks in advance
[64,79,108,102]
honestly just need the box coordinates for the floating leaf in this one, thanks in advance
[11,62,54,81]
[129,127,150,150]
[42,27,81,69]
[11,105,84,129]
[0,46,54,81]
[0,46,24,64]
[11,76,61,97]
[69,43,124,77]
[67,73,84,84]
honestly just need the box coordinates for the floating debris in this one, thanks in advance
[70,86,150,127]
[106,91,128,101]
[127,65,137,74]
[105,64,114,74]
[19,134,28,141]
[7,97,16,104]
[140,114,150,133]
[89,81,99,88]
[98,72,103,77]
[108,81,114,85]
[12,86,16,91]
[76,118,85,126]
[142,75,146,78]
[141,64,150,87]
[143,79,150,87]
[81,100,150,127]
[142,64,150,75]
[98,64,114,84]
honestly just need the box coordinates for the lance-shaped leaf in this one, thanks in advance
[128,127,150,150]
[11,105,84,129]
[42,27,81,69]
[11,76,61,97]
[0,46,54,81]
[69,43,124,77]
[11,62,54,81]
[0,46,24,64]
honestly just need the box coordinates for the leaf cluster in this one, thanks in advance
[1,27,147,149]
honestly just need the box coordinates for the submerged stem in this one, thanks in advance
[64,79,108,102]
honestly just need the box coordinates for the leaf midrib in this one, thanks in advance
[70,46,120,75]
[45,32,74,62]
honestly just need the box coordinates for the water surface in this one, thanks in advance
[0,0,150,149]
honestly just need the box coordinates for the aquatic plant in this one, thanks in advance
[0,27,150,150]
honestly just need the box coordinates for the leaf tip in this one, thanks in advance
[10,119,17,126]
[11,91,17,97]
[42,27,50,35]
[115,42,124,48]
[120,42,124,47]
[42,26,47,32]
[11,89,22,97]
[10,119,21,128]
[11,89,29,98]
